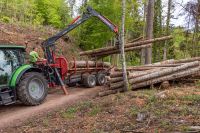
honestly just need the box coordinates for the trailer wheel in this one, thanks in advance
[96,73,106,86]
[17,72,48,106]
[83,74,96,88]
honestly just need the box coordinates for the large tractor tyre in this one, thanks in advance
[96,73,106,86]
[17,72,48,106]
[83,74,96,88]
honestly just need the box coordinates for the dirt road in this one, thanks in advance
[0,87,100,129]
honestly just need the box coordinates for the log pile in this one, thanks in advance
[80,36,172,58]
[99,58,200,97]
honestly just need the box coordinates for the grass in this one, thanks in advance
[89,106,101,116]
[42,118,49,127]
[61,107,78,119]
[78,101,93,111]
[180,94,200,103]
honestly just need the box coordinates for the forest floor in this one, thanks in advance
[1,82,200,133]
[0,23,81,60]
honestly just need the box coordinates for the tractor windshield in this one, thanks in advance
[0,49,24,86]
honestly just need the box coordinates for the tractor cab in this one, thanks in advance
[0,45,26,105]
[0,45,26,87]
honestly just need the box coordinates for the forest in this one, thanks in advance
[0,0,200,132]
[0,0,199,66]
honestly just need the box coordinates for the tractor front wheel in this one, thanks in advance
[17,72,48,106]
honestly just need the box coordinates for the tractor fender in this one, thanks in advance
[9,65,43,88]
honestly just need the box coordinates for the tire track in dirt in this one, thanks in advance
[0,87,100,129]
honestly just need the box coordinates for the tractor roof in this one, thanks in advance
[0,44,26,51]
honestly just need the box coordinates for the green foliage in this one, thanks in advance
[73,0,143,51]
[0,0,71,28]
[0,16,11,23]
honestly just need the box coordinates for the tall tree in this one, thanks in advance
[121,0,128,91]
[141,0,147,65]
[163,0,172,60]
[145,0,154,64]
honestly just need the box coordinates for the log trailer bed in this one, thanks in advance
[0,6,118,106]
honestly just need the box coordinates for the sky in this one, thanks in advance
[73,0,193,28]
[162,0,191,27]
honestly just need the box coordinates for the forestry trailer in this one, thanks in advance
[0,6,119,106]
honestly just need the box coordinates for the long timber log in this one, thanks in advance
[131,67,200,90]
[80,36,172,56]
[99,88,123,97]
[69,61,111,68]
[90,44,151,57]
[129,61,199,84]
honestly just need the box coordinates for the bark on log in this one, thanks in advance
[129,61,199,84]
[110,71,130,78]
[69,61,111,68]
[110,77,124,83]
[115,64,182,72]
[131,67,200,90]
[99,88,123,97]
[128,36,143,43]
[172,57,200,64]
[80,36,172,56]
[110,81,124,90]
[90,44,151,57]
[110,72,123,78]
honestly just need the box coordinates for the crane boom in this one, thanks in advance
[40,6,119,92]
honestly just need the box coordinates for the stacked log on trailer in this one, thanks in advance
[80,36,172,58]
[65,60,111,85]
[99,57,200,97]
[68,61,111,72]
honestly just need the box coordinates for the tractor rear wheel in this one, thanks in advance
[83,74,96,88]
[96,73,106,86]
[17,72,48,106]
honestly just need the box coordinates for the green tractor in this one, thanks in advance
[0,45,48,106]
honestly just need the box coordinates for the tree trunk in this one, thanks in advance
[120,0,129,91]
[141,1,147,65]
[145,0,154,64]
[164,0,172,60]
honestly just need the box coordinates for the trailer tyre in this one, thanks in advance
[96,73,106,86]
[83,74,96,88]
[17,72,48,106]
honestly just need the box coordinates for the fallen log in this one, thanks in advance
[99,88,123,97]
[131,67,200,90]
[129,61,199,84]
[110,77,124,83]
[172,57,200,64]
[115,64,181,71]
[80,36,172,56]
[109,68,164,83]
[110,81,124,90]
[110,71,130,78]
[128,36,143,43]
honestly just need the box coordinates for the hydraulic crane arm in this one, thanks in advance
[40,6,119,93]
[42,6,119,51]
